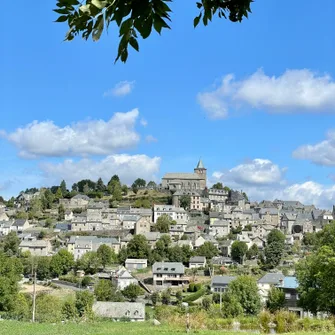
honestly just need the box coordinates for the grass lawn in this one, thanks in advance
[1,320,333,335]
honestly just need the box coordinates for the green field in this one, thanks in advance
[0,321,332,335]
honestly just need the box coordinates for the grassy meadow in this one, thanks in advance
[1,320,334,335]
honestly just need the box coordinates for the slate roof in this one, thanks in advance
[196,159,205,169]
[162,173,203,180]
[282,213,297,220]
[189,256,206,263]
[258,272,285,284]
[142,232,161,241]
[14,219,28,227]
[259,208,279,215]
[93,302,145,320]
[72,194,90,200]
[211,275,236,286]
[152,262,184,274]
[20,240,49,248]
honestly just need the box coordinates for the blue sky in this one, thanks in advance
[0,0,335,208]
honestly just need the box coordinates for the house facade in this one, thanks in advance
[93,302,145,321]
[211,276,236,293]
[189,256,206,268]
[19,240,52,256]
[125,258,148,271]
[152,262,190,287]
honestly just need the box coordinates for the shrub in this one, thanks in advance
[183,287,206,303]
[35,294,63,323]
[259,310,273,333]
[274,310,297,333]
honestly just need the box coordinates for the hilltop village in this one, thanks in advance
[0,160,334,323]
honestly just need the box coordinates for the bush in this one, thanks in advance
[35,294,63,323]
[259,310,273,333]
[183,287,206,303]
[274,310,297,333]
[81,276,92,288]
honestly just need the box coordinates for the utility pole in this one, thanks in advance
[32,269,37,322]
[219,289,222,311]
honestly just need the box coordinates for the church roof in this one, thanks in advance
[196,159,205,169]
[162,173,203,180]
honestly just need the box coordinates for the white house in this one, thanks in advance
[125,259,148,271]
[153,205,189,223]
[189,256,206,268]
[152,262,189,287]
[258,273,285,303]
[111,267,138,290]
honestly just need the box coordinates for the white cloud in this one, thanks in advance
[293,130,335,166]
[140,119,148,127]
[104,80,135,97]
[145,135,158,143]
[1,109,140,158]
[40,154,161,186]
[198,69,335,119]
[211,158,335,208]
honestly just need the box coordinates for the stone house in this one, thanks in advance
[122,215,140,230]
[60,194,90,209]
[250,236,266,250]
[125,259,148,271]
[111,267,138,290]
[208,188,229,202]
[0,212,9,222]
[64,210,73,221]
[218,240,233,257]
[70,213,88,231]
[0,221,13,236]
[134,217,151,235]
[258,273,285,303]
[169,222,186,239]
[19,240,52,256]
[189,256,206,268]
[280,213,297,233]
[152,262,190,287]
[93,302,145,321]
[211,275,236,293]
[11,219,30,233]
[209,220,230,237]
[259,208,280,226]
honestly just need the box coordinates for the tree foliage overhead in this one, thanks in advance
[54,0,253,62]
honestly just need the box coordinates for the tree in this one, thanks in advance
[153,235,171,261]
[121,184,128,195]
[264,241,284,269]
[161,289,171,305]
[179,195,191,210]
[263,229,286,269]
[154,214,171,233]
[122,283,142,301]
[77,251,101,274]
[62,298,79,320]
[212,182,223,189]
[231,241,248,264]
[147,181,157,189]
[266,286,285,313]
[246,243,259,260]
[303,232,317,247]
[202,296,212,310]
[223,186,231,192]
[118,247,128,265]
[58,204,65,221]
[55,187,63,201]
[75,290,94,317]
[195,242,219,259]
[0,253,23,312]
[60,180,67,196]
[97,244,115,268]
[55,0,252,63]
[127,235,151,259]
[94,280,124,302]
[50,249,74,277]
[96,177,106,192]
[2,231,20,256]
[35,294,63,323]
[132,178,146,189]
[36,256,51,280]
[151,292,161,306]
[227,275,261,315]
[267,229,286,245]
[296,244,335,315]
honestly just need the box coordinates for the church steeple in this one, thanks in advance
[196,158,205,169]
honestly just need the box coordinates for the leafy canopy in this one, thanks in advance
[54,0,253,62]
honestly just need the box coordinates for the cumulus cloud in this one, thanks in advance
[197,69,335,119]
[293,130,335,166]
[145,135,158,143]
[40,154,161,186]
[1,109,140,158]
[104,80,135,97]
[211,158,335,208]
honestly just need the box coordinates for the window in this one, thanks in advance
[285,293,291,299]
[125,310,130,317]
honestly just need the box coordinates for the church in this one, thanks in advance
[161,159,207,190]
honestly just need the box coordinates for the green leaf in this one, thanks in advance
[92,15,104,41]
[193,13,202,28]
[55,15,68,22]
[53,8,69,14]
[153,14,170,34]
[129,37,139,52]
[120,49,128,62]
[119,18,133,36]
[196,2,202,9]
[91,0,107,10]
[138,15,152,39]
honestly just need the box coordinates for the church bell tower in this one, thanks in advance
[194,158,207,189]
